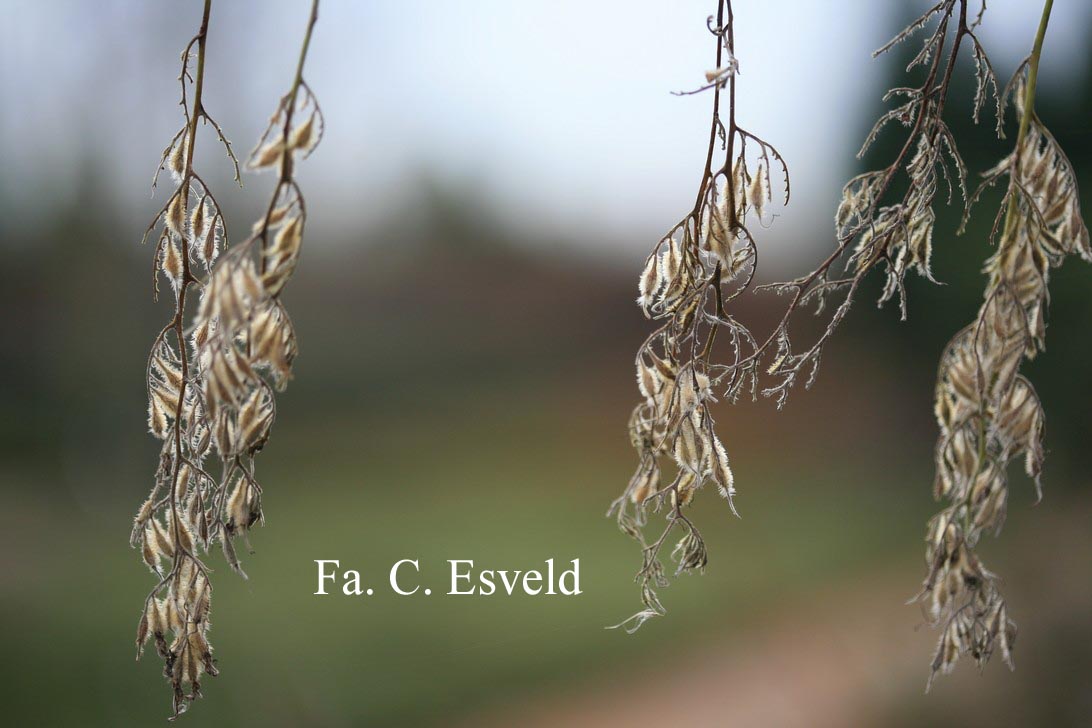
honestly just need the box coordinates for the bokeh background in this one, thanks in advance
[1,1,1089,726]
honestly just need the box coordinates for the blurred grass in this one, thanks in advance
[1,369,937,726]
[1,195,1088,725]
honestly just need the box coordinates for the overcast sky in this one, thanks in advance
[2,0,1089,267]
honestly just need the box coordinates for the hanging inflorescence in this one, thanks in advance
[614,0,1088,690]
[610,0,789,630]
[920,0,1088,687]
[131,0,322,718]
[750,0,991,410]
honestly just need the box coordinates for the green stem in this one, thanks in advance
[1000,0,1053,243]
[280,0,320,157]
[289,0,320,108]
[964,0,1053,535]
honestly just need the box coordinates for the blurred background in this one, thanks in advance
[1,1,1090,725]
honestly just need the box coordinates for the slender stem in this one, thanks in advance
[693,0,725,222]
[964,0,1053,530]
[169,0,212,553]
[734,1,969,372]
[184,0,211,174]
[260,0,321,272]
[1000,0,1053,243]
[290,0,320,106]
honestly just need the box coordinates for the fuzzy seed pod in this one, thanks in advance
[168,138,187,181]
[251,140,285,170]
[165,193,186,238]
[747,163,767,219]
[289,112,317,152]
[148,395,170,438]
[162,238,183,285]
[190,200,206,241]
[262,216,303,295]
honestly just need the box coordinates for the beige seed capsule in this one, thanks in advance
[167,137,187,180]
[289,112,317,152]
[190,200,206,240]
[148,395,169,438]
[165,192,185,237]
[748,164,767,219]
[637,253,661,310]
[251,140,285,169]
[162,238,183,284]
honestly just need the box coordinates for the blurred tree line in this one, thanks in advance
[1,2,1088,497]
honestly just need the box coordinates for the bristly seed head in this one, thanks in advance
[133,0,323,718]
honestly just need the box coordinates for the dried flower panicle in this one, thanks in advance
[610,0,789,630]
[133,5,236,717]
[609,0,1083,696]
[741,0,998,413]
[132,0,321,718]
[920,36,1089,687]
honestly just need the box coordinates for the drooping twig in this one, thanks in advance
[611,0,789,627]
[133,1,323,718]
[921,0,1089,688]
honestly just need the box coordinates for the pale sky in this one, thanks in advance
[2,1,1089,268]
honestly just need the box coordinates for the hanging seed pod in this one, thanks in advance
[920,2,1086,689]
[132,0,322,718]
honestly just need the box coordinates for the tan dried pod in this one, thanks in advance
[289,111,317,152]
[131,1,325,716]
[190,199,207,241]
[148,395,169,438]
[637,253,662,311]
[747,162,767,219]
[262,216,303,295]
[250,140,284,170]
[162,237,183,285]
[168,137,187,181]
[165,192,186,238]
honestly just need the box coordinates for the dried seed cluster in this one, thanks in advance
[132,0,322,718]
[921,52,1088,686]
[750,0,989,410]
[611,0,789,630]
[616,0,1087,690]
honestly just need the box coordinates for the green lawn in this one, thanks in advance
[1,376,935,726]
